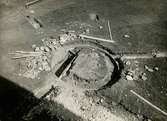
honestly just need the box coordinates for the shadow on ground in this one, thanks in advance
[0,76,82,121]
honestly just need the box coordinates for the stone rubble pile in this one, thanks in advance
[16,30,79,79]
[124,60,159,81]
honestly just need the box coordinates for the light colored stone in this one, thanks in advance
[35,47,40,51]
[29,10,35,14]
[125,60,131,65]
[40,46,45,51]
[31,44,36,49]
[80,105,87,111]
[89,13,98,21]
[99,26,103,29]
[127,70,134,76]
[153,67,159,71]
[126,75,133,81]
[44,46,50,52]
[59,34,69,44]
[85,29,90,33]
[144,65,154,72]
[141,73,147,81]
[124,34,130,38]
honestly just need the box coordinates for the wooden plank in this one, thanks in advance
[107,20,113,40]
[79,34,116,43]
[130,90,167,117]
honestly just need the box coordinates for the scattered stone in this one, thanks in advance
[59,32,77,44]
[60,34,69,44]
[134,60,139,67]
[125,69,136,81]
[142,76,147,81]
[26,16,42,30]
[126,75,133,81]
[89,13,99,21]
[125,60,131,65]
[140,73,147,81]
[124,34,130,38]
[111,101,117,106]
[29,10,35,14]
[44,46,50,52]
[59,34,68,43]
[16,45,51,79]
[41,38,45,42]
[144,65,154,72]
[135,68,139,71]
[42,37,61,50]
[52,40,58,45]
[127,70,134,76]
[38,66,43,71]
[134,60,139,64]
[153,67,159,71]
[40,46,45,51]
[137,114,144,121]
[44,64,51,71]
[80,105,88,111]
[99,98,104,103]
[160,91,163,94]
[151,49,158,57]
[147,119,152,121]
[84,29,90,34]
[35,47,40,51]
[99,26,103,29]
[31,44,36,49]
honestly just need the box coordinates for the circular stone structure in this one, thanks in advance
[71,49,109,80]
[66,47,115,90]
[52,41,119,90]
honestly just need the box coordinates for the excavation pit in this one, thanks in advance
[52,42,119,90]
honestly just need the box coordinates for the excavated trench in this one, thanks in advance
[53,40,121,90]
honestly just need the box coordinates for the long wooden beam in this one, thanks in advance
[79,34,116,43]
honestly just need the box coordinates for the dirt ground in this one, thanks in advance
[0,0,167,121]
